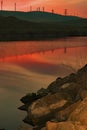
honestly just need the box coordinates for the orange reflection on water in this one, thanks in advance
[0,46,87,71]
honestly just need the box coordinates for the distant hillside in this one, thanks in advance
[0,11,87,41]
[0,10,84,22]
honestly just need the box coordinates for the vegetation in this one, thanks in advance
[0,11,87,41]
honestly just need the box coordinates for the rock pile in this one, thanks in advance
[44,97,87,130]
[19,64,87,130]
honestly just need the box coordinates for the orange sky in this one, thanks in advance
[1,0,87,18]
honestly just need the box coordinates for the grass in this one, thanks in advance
[0,15,87,41]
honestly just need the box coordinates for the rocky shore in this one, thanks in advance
[19,64,87,130]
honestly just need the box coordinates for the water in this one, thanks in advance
[0,37,87,130]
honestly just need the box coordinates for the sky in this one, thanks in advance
[1,0,87,18]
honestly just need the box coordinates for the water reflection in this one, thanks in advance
[0,46,87,72]
[0,37,87,130]
[0,37,87,58]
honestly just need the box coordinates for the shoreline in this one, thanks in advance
[0,34,87,42]
[19,64,87,130]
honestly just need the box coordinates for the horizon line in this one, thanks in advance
[0,10,85,19]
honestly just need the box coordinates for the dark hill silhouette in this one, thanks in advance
[0,11,87,41]
[0,10,84,23]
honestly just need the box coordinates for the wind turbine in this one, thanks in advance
[64,9,68,16]
[43,7,44,12]
[1,0,3,11]
[14,3,16,11]
[30,6,32,11]
[52,9,54,13]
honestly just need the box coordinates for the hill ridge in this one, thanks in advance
[0,10,84,22]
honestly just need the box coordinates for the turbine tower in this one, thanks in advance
[1,0,3,11]
[64,9,67,16]
[30,6,32,12]
[43,7,44,12]
[52,9,54,14]
[15,3,16,11]
[37,7,40,11]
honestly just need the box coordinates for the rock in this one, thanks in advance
[19,123,33,130]
[19,64,87,129]
[55,100,81,121]
[47,64,87,94]
[27,92,71,126]
[20,93,38,104]
[40,127,46,130]
[61,83,70,89]
[79,90,87,100]
[37,88,49,97]
[18,104,29,111]
[46,121,58,130]
[69,97,87,125]
[45,97,87,130]
[19,127,32,130]
[46,121,86,130]
[60,82,82,101]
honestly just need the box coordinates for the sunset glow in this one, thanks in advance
[0,46,87,72]
[1,0,87,18]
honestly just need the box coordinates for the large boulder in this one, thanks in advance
[42,97,87,130]
[46,121,86,130]
[27,92,71,126]
[69,97,87,125]
[55,100,81,121]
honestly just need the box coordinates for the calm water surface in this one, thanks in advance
[0,37,87,130]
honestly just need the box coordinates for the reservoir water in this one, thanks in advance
[0,37,87,130]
